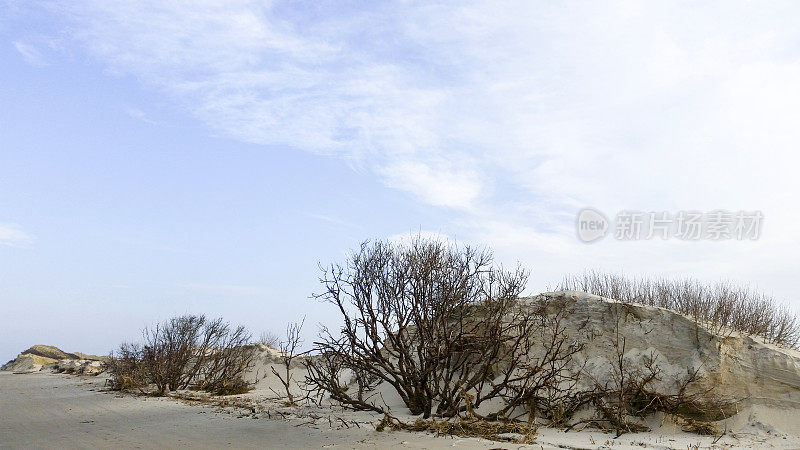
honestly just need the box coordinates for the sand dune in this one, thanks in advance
[2,345,104,374]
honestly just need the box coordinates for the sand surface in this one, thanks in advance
[0,372,528,449]
[5,372,800,449]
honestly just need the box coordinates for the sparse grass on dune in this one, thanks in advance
[20,354,58,367]
[559,271,800,348]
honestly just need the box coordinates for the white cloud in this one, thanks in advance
[32,1,800,300]
[48,1,478,208]
[12,41,47,66]
[380,160,481,210]
[0,224,33,246]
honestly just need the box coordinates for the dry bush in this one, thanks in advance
[306,237,584,422]
[559,272,800,348]
[306,243,741,434]
[580,312,736,436]
[307,237,531,418]
[270,318,307,404]
[258,331,280,348]
[194,325,256,395]
[495,298,587,425]
[304,346,383,410]
[108,315,256,395]
[107,342,148,392]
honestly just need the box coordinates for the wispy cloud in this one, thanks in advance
[47,1,477,209]
[26,1,800,296]
[12,41,47,66]
[47,2,800,212]
[0,223,33,246]
[380,160,481,210]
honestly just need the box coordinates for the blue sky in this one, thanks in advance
[2,1,800,361]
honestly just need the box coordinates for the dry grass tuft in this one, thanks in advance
[376,414,537,444]
[680,418,719,436]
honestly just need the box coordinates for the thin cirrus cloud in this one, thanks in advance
[21,1,800,294]
[12,40,47,67]
[47,1,800,205]
[0,223,33,246]
[47,1,480,209]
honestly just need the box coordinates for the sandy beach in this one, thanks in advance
[5,367,800,449]
[0,372,528,449]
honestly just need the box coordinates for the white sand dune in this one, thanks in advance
[2,345,104,375]
[537,291,800,415]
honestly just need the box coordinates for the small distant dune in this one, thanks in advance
[1,345,105,374]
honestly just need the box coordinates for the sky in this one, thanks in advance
[2,0,800,361]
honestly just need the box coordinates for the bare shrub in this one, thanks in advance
[559,272,800,348]
[580,310,736,436]
[306,242,742,433]
[305,345,384,411]
[270,318,307,404]
[586,329,662,435]
[195,325,256,395]
[258,331,280,348]
[305,342,368,412]
[141,315,207,394]
[494,297,587,425]
[307,237,583,420]
[108,315,256,395]
[107,342,148,392]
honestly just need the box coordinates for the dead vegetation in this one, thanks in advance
[680,418,719,436]
[496,297,587,425]
[306,236,561,420]
[270,317,307,405]
[303,238,744,439]
[106,342,148,392]
[559,271,800,348]
[376,414,537,444]
[257,331,280,348]
[106,244,755,442]
[572,307,737,437]
[107,315,256,396]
